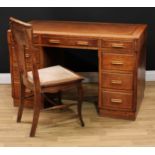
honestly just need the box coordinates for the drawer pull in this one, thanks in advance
[111,99,122,103]
[76,41,89,46]
[25,53,30,58]
[111,43,125,48]
[25,89,32,93]
[48,39,60,44]
[111,80,122,84]
[111,61,123,65]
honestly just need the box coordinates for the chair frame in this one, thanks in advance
[9,17,84,137]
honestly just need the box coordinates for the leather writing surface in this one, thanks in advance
[30,20,146,39]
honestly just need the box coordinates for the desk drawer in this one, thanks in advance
[102,72,133,90]
[102,53,135,71]
[102,90,133,111]
[41,36,98,48]
[102,40,134,50]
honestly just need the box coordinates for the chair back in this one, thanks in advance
[9,17,40,89]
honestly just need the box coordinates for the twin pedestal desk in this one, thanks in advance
[7,21,147,120]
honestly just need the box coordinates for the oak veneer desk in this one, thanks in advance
[7,20,147,120]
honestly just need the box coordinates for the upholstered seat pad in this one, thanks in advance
[28,65,83,86]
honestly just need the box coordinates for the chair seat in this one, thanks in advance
[28,65,83,86]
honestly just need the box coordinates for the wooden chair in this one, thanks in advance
[9,17,85,137]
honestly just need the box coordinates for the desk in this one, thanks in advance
[7,21,147,120]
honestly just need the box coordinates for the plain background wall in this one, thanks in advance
[0,7,155,73]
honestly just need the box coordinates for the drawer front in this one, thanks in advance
[102,53,135,71]
[102,40,134,50]
[102,91,133,111]
[41,36,98,48]
[102,72,133,90]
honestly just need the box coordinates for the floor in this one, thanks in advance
[0,82,155,146]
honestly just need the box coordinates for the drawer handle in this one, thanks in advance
[111,99,122,103]
[111,80,122,84]
[111,43,125,48]
[49,39,60,44]
[76,41,89,46]
[25,53,30,58]
[25,89,32,93]
[111,61,123,65]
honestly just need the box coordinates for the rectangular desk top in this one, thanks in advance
[30,20,147,39]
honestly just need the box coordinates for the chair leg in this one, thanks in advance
[30,93,41,137]
[17,82,25,123]
[77,83,85,127]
